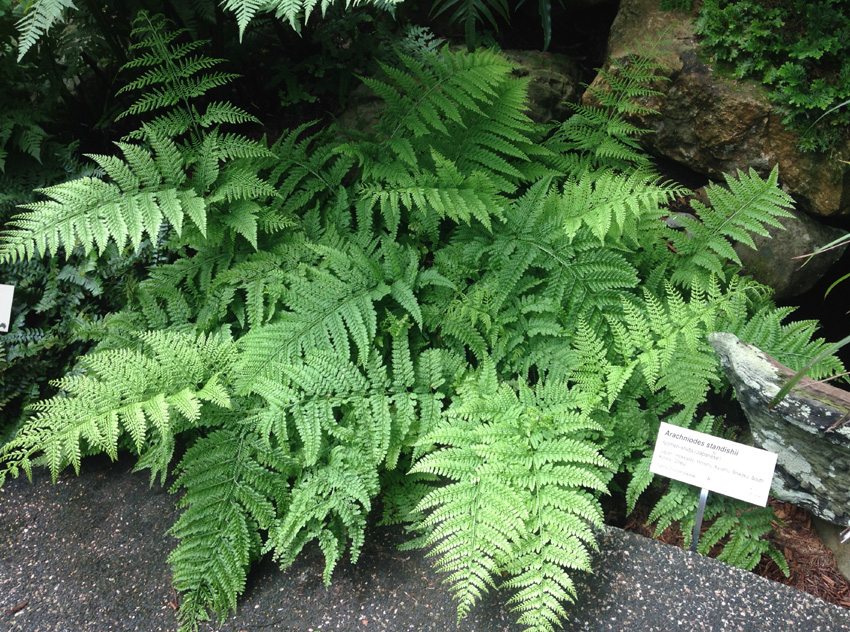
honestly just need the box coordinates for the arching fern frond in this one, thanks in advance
[668,166,795,289]
[168,426,295,630]
[412,365,609,631]
[0,128,206,263]
[14,0,76,61]
[0,329,237,485]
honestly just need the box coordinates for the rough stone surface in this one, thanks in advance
[501,50,581,124]
[730,203,848,300]
[594,0,850,218]
[814,516,850,584]
[2,455,850,631]
[709,332,850,525]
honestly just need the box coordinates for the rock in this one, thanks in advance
[592,0,850,218]
[708,332,850,526]
[335,50,582,132]
[813,516,850,584]
[730,203,849,300]
[501,50,581,124]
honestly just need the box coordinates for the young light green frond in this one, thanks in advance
[14,0,76,61]
[412,370,609,628]
[669,167,795,289]
[608,289,720,416]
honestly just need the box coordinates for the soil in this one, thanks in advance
[623,495,850,611]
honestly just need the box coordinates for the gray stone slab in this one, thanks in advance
[1,455,849,631]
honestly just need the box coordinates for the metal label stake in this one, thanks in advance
[690,487,709,554]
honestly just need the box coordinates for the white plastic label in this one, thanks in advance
[650,422,777,506]
[0,284,12,333]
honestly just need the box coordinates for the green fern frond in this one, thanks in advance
[245,331,441,472]
[668,167,795,289]
[15,0,76,61]
[550,104,652,174]
[548,32,672,175]
[237,265,385,381]
[263,122,354,229]
[557,170,682,243]
[0,330,236,485]
[237,237,431,386]
[722,302,845,380]
[648,479,699,535]
[412,366,609,630]
[117,10,266,156]
[266,445,381,585]
[431,0,509,50]
[610,283,724,413]
[219,0,265,41]
[624,453,654,514]
[0,129,206,263]
[344,46,540,172]
[169,427,295,630]
[358,153,507,234]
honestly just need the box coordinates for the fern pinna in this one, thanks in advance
[0,15,844,632]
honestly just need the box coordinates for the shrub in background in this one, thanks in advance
[695,0,850,152]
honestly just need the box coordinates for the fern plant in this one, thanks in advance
[0,16,843,632]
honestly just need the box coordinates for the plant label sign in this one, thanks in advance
[0,284,13,333]
[650,422,777,507]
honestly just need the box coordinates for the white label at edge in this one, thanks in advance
[0,285,15,333]
[0,284,12,333]
[650,422,777,506]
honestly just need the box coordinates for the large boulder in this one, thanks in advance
[731,204,847,300]
[593,0,850,219]
[709,332,850,526]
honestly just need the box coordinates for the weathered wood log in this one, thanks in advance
[709,332,850,525]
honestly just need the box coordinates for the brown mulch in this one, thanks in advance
[623,496,850,610]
